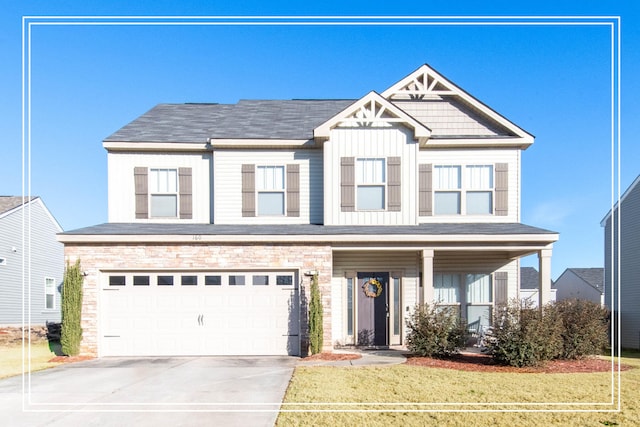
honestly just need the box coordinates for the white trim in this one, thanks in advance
[209,139,316,148]
[103,142,210,152]
[314,91,431,142]
[381,64,534,147]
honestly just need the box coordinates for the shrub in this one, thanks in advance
[61,259,83,356]
[406,303,467,358]
[486,300,563,367]
[308,273,323,355]
[553,299,609,359]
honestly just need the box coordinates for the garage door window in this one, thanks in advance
[133,276,150,286]
[109,276,126,286]
[276,275,293,286]
[229,275,245,286]
[253,275,269,286]
[205,275,221,286]
[158,276,174,286]
[181,275,197,286]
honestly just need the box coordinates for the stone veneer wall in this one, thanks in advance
[64,242,333,356]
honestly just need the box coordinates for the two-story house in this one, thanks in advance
[58,64,559,357]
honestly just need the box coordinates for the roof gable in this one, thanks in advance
[313,91,431,144]
[382,64,534,147]
[568,268,604,293]
[0,196,37,217]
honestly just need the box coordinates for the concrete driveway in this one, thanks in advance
[0,356,298,427]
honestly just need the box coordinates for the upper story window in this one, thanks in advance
[134,167,192,220]
[433,165,493,215]
[149,168,178,217]
[241,164,300,218]
[356,158,386,210]
[256,166,285,216]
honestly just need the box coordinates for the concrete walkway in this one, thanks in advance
[297,348,410,367]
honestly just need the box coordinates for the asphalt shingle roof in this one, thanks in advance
[62,222,557,236]
[568,268,604,293]
[0,196,37,215]
[104,100,355,143]
[520,267,540,290]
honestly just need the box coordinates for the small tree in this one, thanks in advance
[61,259,84,356]
[405,303,467,358]
[308,273,323,355]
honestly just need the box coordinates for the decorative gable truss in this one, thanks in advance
[382,66,456,100]
[382,64,534,147]
[314,91,431,144]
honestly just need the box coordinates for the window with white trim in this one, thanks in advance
[433,273,493,330]
[256,165,285,216]
[356,158,386,210]
[45,277,56,309]
[433,165,494,215]
[149,168,178,218]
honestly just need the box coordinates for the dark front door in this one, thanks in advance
[357,272,389,347]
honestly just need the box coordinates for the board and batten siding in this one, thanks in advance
[0,199,63,325]
[214,150,323,225]
[418,149,520,223]
[331,251,420,346]
[108,152,212,223]
[324,126,418,226]
[604,178,640,349]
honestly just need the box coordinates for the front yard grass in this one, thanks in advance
[277,352,640,426]
[0,341,62,379]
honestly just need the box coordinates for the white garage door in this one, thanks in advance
[100,271,300,356]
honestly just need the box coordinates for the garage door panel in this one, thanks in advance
[100,271,300,357]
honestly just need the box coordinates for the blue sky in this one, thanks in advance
[1,2,638,279]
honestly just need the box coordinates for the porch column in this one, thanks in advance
[538,247,553,308]
[422,249,434,305]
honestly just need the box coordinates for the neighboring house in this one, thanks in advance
[520,266,556,307]
[58,64,559,357]
[602,174,640,349]
[554,268,604,306]
[0,196,63,326]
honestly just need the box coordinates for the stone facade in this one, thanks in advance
[64,242,332,356]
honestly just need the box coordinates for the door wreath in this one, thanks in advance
[362,278,383,298]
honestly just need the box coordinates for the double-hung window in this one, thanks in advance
[356,158,386,210]
[45,277,56,309]
[433,165,494,215]
[256,166,285,216]
[433,273,493,330]
[465,165,493,214]
[149,168,178,218]
[433,166,461,214]
[466,274,493,330]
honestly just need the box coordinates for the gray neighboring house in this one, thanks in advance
[554,268,604,306]
[602,174,640,349]
[520,266,556,307]
[0,196,64,326]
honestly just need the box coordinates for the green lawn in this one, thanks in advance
[277,353,640,426]
[0,340,62,379]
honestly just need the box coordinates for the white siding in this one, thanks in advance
[214,149,322,225]
[324,126,418,226]
[418,148,520,223]
[331,251,420,346]
[555,271,603,304]
[108,152,212,223]
[0,199,63,325]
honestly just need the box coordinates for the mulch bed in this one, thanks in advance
[48,355,95,363]
[405,352,632,373]
[303,352,362,361]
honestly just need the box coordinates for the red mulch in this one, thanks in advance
[405,352,632,373]
[303,352,362,361]
[48,355,95,363]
